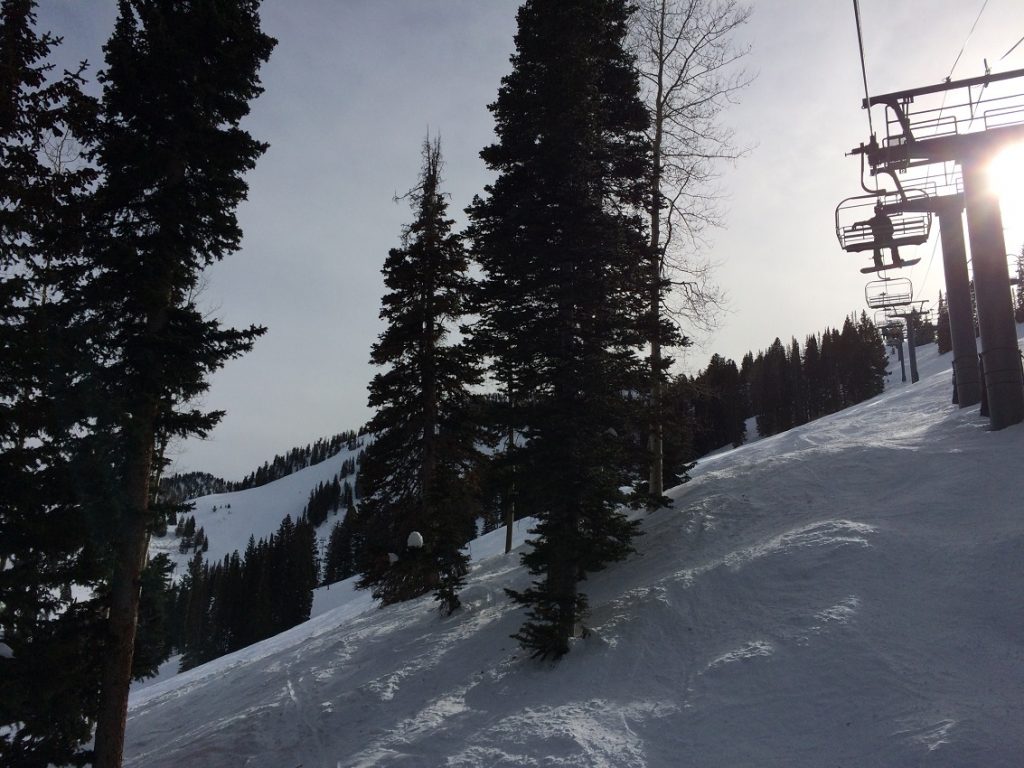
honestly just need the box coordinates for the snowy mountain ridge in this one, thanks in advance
[151,438,365,578]
[127,336,1024,767]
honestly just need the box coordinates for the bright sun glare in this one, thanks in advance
[987,141,1024,252]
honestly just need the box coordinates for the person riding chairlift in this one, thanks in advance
[856,203,902,269]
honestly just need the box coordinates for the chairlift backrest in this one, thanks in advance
[835,190,931,252]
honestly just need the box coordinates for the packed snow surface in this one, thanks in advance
[126,339,1024,767]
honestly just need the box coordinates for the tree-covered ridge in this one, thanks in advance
[159,471,234,503]
[746,312,889,437]
[663,312,892,471]
[231,431,364,492]
[146,450,366,675]
[158,430,363,503]
[125,515,321,677]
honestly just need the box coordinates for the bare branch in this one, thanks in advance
[632,0,753,328]
[631,0,753,495]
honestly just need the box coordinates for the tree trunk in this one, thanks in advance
[503,423,515,554]
[552,503,581,656]
[93,282,171,767]
[647,33,666,500]
[92,401,156,768]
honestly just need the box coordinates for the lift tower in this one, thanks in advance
[889,190,981,406]
[854,68,1024,429]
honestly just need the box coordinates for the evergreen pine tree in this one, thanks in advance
[788,337,806,427]
[324,511,360,584]
[855,312,889,398]
[819,327,843,414]
[357,137,481,615]
[753,339,787,437]
[0,3,106,763]
[202,554,229,658]
[238,535,268,647]
[745,350,765,433]
[279,516,317,628]
[467,0,648,658]
[836,313,885,406]
[739,350,756,418]
[84,3,275,763]
[692,354,746,453]
[131,553,176,680]
[178,550,210,672]
[660,373,699,479]
[803,334,823,419]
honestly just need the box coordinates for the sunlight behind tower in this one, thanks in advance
[987,140,1024,249]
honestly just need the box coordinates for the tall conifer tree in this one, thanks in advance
[85,3,275,764]
[357,137,480,615]
[468,0,649,658]
[0,3,105,763]
[803,333,823,419]
[692,354,746,453]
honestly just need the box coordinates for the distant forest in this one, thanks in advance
[671,311,893,465]
[158,430,364,503]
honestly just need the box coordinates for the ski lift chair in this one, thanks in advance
[865,276,913,310]
[836,190,931,273]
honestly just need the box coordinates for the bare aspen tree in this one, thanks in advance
[630,0,753,497]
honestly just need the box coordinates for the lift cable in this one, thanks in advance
[947,0,990,80]
[850,1,991,297]
[912,0,991,292]
[852,0,874,138]
[917,230,941,292]
[1000,32,1024,62]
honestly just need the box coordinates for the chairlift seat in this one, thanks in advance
[842,232,929,253]
[865,277,913,309]
[835,191,933,253]
[866,291,913,309]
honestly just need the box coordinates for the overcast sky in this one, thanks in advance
[36,1,1024,480]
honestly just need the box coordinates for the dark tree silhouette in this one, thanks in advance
[468,0,648,658]
[85,3,275,764]
[0,3,105,764]
[357,137,481,615]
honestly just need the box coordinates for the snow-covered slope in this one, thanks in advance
[125,338,1024,767]
[151,440,364,574]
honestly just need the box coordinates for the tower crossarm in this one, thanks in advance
[867,123,1024,170]
[861,68,1024,110]
[855,67,1024,173]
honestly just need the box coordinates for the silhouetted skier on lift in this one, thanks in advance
[856,203,902,269]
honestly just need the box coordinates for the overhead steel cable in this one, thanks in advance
[1000,32,1024,62]
[852,0,875,138]
[912,0,990,295]
[948,0,990,79]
